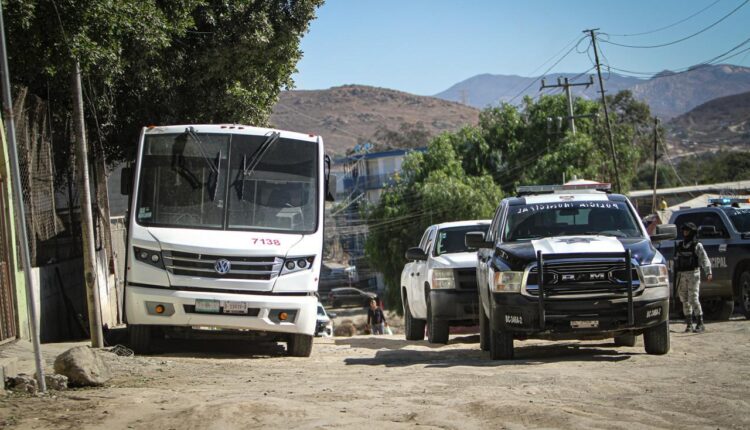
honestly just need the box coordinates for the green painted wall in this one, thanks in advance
[0,118,29,340]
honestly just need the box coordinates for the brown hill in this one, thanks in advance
[666,90,750,155]
[270,85,479,155]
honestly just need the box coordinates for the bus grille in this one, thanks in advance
[163,250,283,280]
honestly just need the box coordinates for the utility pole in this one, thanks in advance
[540,76,594,135]
[72,61,104,348]
[585,28,622,193]
[0,1,46,392]
[651,117,660,213]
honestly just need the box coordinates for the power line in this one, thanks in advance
[507,38,585,104]
[603,34,750,78]
[602,0,749,49]
[608,0,721,37]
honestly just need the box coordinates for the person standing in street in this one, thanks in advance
[674,222,712,333]
[366,298,388,335]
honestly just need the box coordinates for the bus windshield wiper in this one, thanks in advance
[185,127,221,201]
[242,131,281,177]
[234,131,281,200]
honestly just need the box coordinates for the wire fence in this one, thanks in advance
[12,86,113,268]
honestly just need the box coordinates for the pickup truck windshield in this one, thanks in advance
[503,200,642,242]
[136,132,317,233]
[728,209,750,232]
[435,225,489,255]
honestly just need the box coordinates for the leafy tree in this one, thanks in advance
[4,0,324,166]
[364,137,503,311]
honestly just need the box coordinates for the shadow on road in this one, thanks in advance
[335,334,479,350]
[344,341,636,368]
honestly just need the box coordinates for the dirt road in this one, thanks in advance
[1,318,748,429]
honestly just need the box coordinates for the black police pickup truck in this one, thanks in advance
[466,182,677,360]
[656,198,750,320]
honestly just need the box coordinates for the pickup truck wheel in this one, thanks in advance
[128,325,152,354]
[489,325,514,360]
[614,333,637,347]
[479,304,490,351]
[426,297,449,344]
[643,321,670,355]
[486,306,514,359]
[705,299,734,321]
[404,298,426,341]
[739,272,750,319]
[287,334,313,357]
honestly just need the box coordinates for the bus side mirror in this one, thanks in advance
[650,224,677,242]
[120,167,132,196]
[325,154,335,202]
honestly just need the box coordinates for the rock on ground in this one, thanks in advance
[42,373,68,391]
[333,320,357,337]
[53,346,111,387]
[6,374,37,394]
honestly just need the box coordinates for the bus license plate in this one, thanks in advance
[223,301,248,314]
[195,299,220,313]
[571,320,599,329]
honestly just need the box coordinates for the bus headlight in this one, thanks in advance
[493,271,523,293]
[639,264,669,287]
[133,246,164,269]
[281,256,315,275]
[432,269,455,289]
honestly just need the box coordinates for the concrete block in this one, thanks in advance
[0,356,19,382]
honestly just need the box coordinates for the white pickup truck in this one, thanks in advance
[400,220,490,343]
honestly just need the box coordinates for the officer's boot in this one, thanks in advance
[694,314,705,333]
[684,315,693,333]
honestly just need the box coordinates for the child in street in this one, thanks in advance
[365,298,388,335]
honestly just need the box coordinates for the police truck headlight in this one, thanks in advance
[493,271,523,293]
[639,264,669,287]
[431,269,455,289]
[281,256,315,275]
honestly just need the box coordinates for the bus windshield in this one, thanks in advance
[135,132,318,233]
[503,200,643,242]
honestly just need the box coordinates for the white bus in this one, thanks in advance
[121,124,332,357]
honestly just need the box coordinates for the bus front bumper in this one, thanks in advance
[125,285,317,336]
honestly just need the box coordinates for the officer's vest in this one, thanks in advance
[675,240,699,271]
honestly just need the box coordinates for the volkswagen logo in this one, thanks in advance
[214,259,231,275]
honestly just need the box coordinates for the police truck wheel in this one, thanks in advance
[404,297,426,341]
[643,321,670,355]
[614,333,637,347]
[489,325,514,360]
[426,297,449,344]
[487,307,514,360]
[479,304,490,351]
[287,334,313,357]
[716,299,734,321]
[128,325,152,354]
[739,272,750,319]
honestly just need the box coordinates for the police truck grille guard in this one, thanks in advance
[534,250,635,330]
[163,250,284,280]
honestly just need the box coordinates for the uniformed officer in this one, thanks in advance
[674,222,712,333]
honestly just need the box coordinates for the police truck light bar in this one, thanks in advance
[517,182,612,196]
[708,197,750,206]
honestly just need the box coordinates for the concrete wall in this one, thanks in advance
[31,249,120,343]
[0,118,29,340]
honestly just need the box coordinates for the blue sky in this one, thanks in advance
[292,0,750,95]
